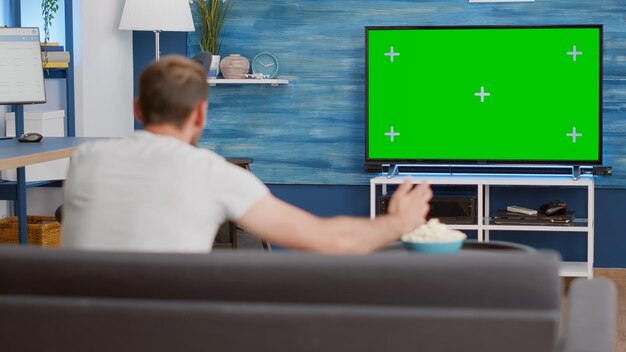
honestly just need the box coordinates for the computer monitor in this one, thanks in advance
[0,27,46,105]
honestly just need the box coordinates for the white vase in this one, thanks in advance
[209,55,220,78]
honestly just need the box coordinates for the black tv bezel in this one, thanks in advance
[364,24,603,167]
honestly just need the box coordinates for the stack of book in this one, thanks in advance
[41,42,70,69]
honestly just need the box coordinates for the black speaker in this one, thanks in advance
[429,196,476,224]
[378,195,476,224]
[592,166,612,176]
[378,194,392,215]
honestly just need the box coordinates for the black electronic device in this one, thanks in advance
[364,163,384,173]
[17,132,43,143]
[539,200,567,216]
[378,194,392,215]
[378,194,476,224]
[491,211,575,225]
[430,196,477,224]
[592,166,612,176]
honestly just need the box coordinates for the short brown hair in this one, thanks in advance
[138,55,208,127]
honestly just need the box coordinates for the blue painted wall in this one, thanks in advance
[132,31,189,96]
[187,0,626,187]
[132,31,188,129]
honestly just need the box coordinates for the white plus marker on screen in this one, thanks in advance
[567,127,583,143]
[474,86,491,103]
[385,126,400,142]
[567,45,583,61]
[384,46,400,62]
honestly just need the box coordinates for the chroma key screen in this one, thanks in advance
[365,25,602,165]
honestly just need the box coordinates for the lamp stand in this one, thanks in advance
[154,30,162,61]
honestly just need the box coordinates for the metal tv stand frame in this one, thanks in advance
[370,174,595,278]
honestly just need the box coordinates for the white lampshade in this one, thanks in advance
[119,0,194,32]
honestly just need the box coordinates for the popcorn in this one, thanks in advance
[401,219,467,243]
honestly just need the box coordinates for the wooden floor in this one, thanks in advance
[594,269,626,352]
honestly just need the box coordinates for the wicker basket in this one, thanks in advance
[0,216,61,247]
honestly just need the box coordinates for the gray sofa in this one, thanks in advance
[0,246,616,352]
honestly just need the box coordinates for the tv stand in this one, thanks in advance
[370,174,595,278]
[386,164,399,179]
[572,166,581,181]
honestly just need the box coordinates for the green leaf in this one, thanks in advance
[194,0,233,55]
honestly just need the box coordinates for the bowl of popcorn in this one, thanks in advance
[401,219,467,254]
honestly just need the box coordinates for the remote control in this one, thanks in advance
[507,205,538,216]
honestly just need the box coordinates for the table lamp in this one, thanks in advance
[119,0,195,61]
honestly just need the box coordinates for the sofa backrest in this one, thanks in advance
[0,245,561,310]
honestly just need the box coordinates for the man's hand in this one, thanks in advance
[386,179,432,234]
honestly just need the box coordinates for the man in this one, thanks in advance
[62,55,432,253]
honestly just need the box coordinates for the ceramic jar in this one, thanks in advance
[220,54,250,79]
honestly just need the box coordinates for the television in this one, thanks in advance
[365,25,602,169]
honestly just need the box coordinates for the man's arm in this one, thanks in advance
[236,180,432,254]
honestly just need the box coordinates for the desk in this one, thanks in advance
[0,137,99,244]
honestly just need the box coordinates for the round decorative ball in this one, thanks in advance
[220,54,250,79]
[191,52,212,73]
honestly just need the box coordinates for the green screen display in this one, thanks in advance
[366,25,602,165]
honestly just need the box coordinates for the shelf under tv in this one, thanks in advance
[369,174,595,278]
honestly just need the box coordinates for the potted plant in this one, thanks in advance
[192,0,231,77]
[41,0,60,66]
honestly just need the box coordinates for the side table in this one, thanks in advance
[214,158,269,250]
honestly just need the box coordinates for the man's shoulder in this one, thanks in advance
[76,132,180,151]
[75,132,225,164]
[75,135,135,156]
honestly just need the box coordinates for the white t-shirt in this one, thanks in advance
[62,131,269,253]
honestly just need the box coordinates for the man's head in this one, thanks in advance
[136,56,209,142]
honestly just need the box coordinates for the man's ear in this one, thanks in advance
[133,99,144,122]
[193,100,208,128]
